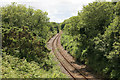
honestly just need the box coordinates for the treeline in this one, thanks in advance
[61,1,120,79]
[1,3,67,78]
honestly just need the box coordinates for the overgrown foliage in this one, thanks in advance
[1,3,66,78]
[61,1,120,79]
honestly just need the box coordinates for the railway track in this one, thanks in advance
[51,32,101,80]
[56,35,88,79]
[51,33,86,80]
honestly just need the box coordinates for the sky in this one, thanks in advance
[0,0,111,23]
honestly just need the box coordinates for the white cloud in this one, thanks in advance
[0,0,112,23]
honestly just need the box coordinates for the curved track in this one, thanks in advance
[51,32,100,80]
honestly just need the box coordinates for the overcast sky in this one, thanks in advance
[0,0,111,23]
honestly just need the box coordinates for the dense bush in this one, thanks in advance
[2,52,67,78]
[61,1,120,79]
[2,26,49,62]
[1,3,66,78]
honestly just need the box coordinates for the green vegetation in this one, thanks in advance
[1,1,120,79]
[2,53,66,78]
[61,1,120,79]
[1,2,67,78]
